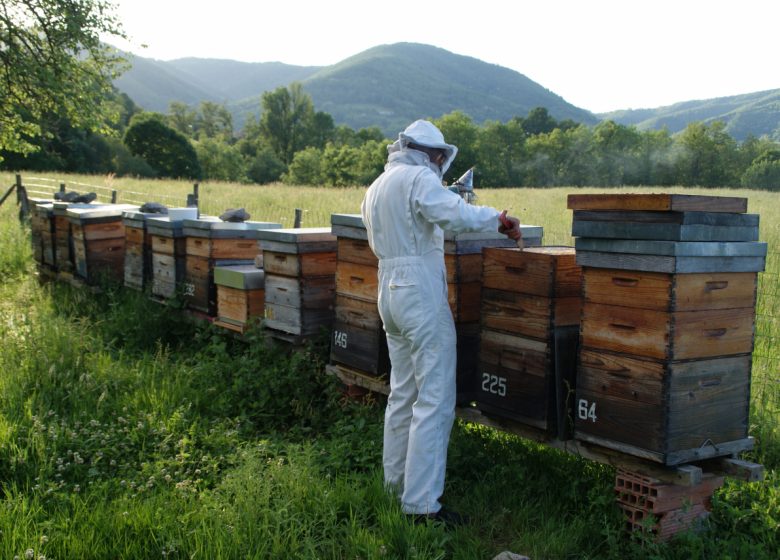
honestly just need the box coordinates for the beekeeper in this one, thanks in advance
[361,119,522,523]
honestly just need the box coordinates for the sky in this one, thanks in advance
[108,0,779,114]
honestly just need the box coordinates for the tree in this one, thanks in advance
[195,101,233,140]
[195,137,245,182]
[168,101,197,137]
[124,112,201,179]
[675,121,740,187]
[0,0,127,159]
[260,83,317,165]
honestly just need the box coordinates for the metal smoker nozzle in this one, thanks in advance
[451,167,476,203]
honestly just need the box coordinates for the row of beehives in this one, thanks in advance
[28,193,766,467]
[328,194,767,468]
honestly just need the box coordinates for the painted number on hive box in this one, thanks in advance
[578,399,597,422]
[333,330,348,349]
[481,373,507,397]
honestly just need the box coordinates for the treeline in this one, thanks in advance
[3,84,780,190]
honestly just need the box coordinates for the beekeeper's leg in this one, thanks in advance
[401,283,457,514]
[382,329,416,495]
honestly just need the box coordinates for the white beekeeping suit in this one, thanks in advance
[361,120,514,518]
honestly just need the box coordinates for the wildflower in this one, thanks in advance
[25,549,34,560]
[40,536,48,545]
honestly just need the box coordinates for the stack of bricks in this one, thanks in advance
[614,468,724,541]
[570,193,766,465]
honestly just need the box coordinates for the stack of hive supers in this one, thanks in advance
[569,193,766,465]
[477,246,582,435]
[212,264,266,333]
[256,227,337,340]
[122,210,158,291]
[52,201,84,280]
[66,204,138,285]
[445,228,544,404]
[30,201,56,275]
[329,214,387,378]
[181,217,281,315]
[327,214,546,404]
[147,216,188,301]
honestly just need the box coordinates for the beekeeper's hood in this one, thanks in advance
[395,119,458,175]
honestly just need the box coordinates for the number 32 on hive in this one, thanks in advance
[481,373,506,397]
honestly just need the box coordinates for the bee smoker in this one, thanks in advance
[449,167,477,204]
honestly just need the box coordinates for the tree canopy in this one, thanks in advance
[0,0,127,160]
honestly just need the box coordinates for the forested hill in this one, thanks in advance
[600,89,780,141]
[113,42,598,135]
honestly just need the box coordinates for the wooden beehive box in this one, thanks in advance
[213,264,266,333]
[444,227,544,323]
[147,217,188,300]
[122,210,160,291]
[329,214,387,376]
[31,202,56,269]
[258,227,337,337]
[569,193,763,464]
[66,204,137,285]
[476,246,582,434]
[182,218,281,314]
[52,201,83,276]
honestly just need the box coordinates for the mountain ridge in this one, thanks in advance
[113,42,780,140]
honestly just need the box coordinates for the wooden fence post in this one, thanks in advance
[60,182,66,193]
[111,190,117,204]
[16,175,30,222]
[294,208,302,228]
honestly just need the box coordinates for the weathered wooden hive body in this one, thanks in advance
[65,204,138,285]
[568,194,766,465]
[213,264,266,333]
[122,210,162,291]
[329,214,386,376]
[256,227,337,338]
[31,201,56,271]
[477,246,582,435]
[446,227,543,403]
[147,216,188,300]
[182,218,282,315]
[328,213,545,405]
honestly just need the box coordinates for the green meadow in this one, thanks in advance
[0,172,777,559]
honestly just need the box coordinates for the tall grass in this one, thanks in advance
[0,173,778,558]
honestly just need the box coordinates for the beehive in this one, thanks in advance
[65,204,137,285]
[122,210,160,291]
[257,227,337,337]
[31,201,56,271]
[181,218,281,314]
[213,264,266,333]
[147,217,188,300]
[477,246,582,434]
[328,213,546,402]
[569,193,765,465]
[329,214,387,376]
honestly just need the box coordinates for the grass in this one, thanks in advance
[0,172,778,558]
